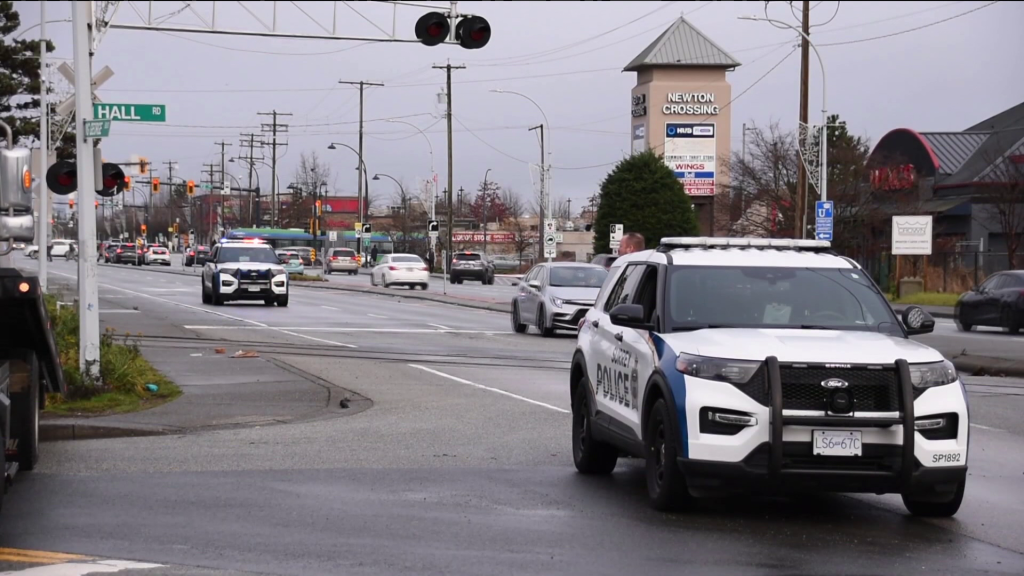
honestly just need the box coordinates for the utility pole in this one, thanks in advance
[337,81,384,231]
[794,0,811,240]
[71,0,100,380]
[529,124,545,262]
[239,132,260,226]
[202,162,218,240]
[162,160,176,244]
[36,0,49,292]
[258,110,291,228]
[432,61,465,274]
[215,140,232,231]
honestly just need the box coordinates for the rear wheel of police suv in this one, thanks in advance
[645,399,692,511]
[902,478,966,517]
[572,381,618,475]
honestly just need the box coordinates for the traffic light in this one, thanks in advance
[173,222,179,234]
[94,200,98,208]
[98,162,127,197]
[139,157,149,175]
[415,12,450,46]
[45,159,78,196]
[455,16,491,49]
[186,180,195,196]
[314,199,322,214]
[141,224,147,235]
[151,177,160,194]
[124,175,132,189]
[361,223,371,235]
[69,199,75,210]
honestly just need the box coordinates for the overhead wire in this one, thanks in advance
[818,1,1001,47]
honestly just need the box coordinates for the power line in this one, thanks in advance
[819,1,1001,47]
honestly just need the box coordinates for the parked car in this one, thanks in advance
[323,247,359,275]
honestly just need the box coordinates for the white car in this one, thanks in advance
[571,237,968,517]
[24,239,73,259]
[201,240,289,306]
[144,246,171,266]
[370,253,429,289]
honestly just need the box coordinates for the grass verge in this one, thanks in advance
[289,273,325,282]
[43,294,182,416]
[889,292,960,307]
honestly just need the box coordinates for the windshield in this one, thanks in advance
[667,266,900,334]
[218,246,281,264]
[453,253,481,261]
[391,255,423,264]
[550,266,607,288]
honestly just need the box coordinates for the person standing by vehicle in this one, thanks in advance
[369,245,379,268]
[46,241,53,262]
[619,232,646,255]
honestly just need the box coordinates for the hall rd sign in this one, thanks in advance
[93,103,166,122]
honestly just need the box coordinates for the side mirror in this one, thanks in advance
[902,305,935,336]
[528,280,541,290]
[608,303,653,330]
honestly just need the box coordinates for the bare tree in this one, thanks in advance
[976,149,1024,269]
[376,179,428,254]
[503,187,534,269]
[280,152,331,229]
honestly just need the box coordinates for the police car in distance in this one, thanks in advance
[570,237,968,517]
[200,239,290,306]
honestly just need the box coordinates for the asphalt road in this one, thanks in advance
[3,254,1024,575]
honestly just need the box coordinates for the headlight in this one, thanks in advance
[675,352,761,385]
[908,360,957,388]
[551,297,564,309]
[271,267,286,276]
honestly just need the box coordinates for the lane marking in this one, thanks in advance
[0,548,90,564]
[321,305,340,311]
[409,364,570,414]
[2,559,166,574]
[183,326,507,334]
[99,310,139,314]
[969,423,1004,432]
[367,313,388,319]
[50,271,357,349]
[428,323,452,330]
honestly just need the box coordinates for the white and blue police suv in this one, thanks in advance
[570,237,968,517]
[201,239,290,306]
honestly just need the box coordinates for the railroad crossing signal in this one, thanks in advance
[55,62,114,117]
[428,219,439,237]
[45,156,129,197]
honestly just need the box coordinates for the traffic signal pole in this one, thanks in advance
[71,1,101,380]
[36,0,48,292]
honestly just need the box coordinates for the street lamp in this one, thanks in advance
[229,157,263,227]
[739,15,828,224]
[490,88,552,261]
[327,142,368,223]
[386,118,435,218]
[482,168,492,256]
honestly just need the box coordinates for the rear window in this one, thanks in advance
[454,253,481,261]
[152,248,167,254]
[332,249,356,257]
[392,255,423,264]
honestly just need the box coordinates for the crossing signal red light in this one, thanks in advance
[99,163,127,198]
[415,12,450,46]
[45,160,78,196]
[455,16,490,50]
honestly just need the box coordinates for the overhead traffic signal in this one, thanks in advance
[415,12,450,46]
[139,157,149,175]
[68,199,74,210]
[186,180,195,196]
[151,177,160,194]
[141,224,147,235]
[455,16,490,49]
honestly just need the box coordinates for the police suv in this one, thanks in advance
[570,237,968,517]
[201,239,290,306]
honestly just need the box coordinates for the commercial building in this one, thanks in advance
[626,17,740,235]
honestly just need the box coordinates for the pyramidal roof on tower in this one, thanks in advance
[624,17,741,72]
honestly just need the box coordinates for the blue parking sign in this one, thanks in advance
[815,201,834,219]
[815,231,833,241]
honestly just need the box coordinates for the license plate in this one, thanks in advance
[247,286,261,292]
[812,430,862,457]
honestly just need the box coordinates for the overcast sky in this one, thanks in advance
[14,0,1024,212]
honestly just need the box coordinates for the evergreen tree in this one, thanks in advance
[593,149,699,254]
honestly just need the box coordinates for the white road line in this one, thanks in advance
[321,305,340,311]
[50,271,357,348]
[99,310,139,314]
[367,313,388,319]
[409,364,570,414]
[428,323,451,330]
[969,423,1005,432]
[2,559,165,575]
[182,326,503,334]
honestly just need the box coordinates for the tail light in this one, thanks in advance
[331,256,338,261]
[421,266,429,271]
[116,249,123,253]
[388,265,399,271]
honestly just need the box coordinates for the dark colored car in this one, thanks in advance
[449,251,495,285]
[103,243,122,263]
[954,270,1024,334]
[117,245,142,266]
[589,254,618,270]
[185,245,211,267]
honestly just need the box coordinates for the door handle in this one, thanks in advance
[614,332,623,342]
[590,319,599,328]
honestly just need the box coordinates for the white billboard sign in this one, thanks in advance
[891,215,933,255]
[631,124,646,155]
[664,123,716,196]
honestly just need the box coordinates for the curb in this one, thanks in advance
[40,420,178,442]
[949,354,1024,379]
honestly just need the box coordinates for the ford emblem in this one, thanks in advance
[821,378,849,389]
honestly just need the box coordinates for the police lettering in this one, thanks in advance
[611,348,632,368]
[595,361,631,409]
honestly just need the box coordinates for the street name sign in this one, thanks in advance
[83,119,110,139]
[93,103,166,122]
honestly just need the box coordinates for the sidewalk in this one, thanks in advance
[41,345,370,441]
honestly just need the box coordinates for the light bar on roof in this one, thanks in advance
[659,237,831,249]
